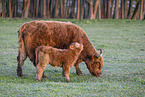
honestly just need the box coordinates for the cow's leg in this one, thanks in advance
[17,45,27,77]
[36,62,47,81]
[63,66,70,82]
[74,60,83,75]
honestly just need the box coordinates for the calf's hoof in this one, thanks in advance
[66,79,70,83]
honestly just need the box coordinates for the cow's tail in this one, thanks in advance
[17,24,28,51]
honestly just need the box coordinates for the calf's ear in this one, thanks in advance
[75,42,80,48]
[70,45,74,50]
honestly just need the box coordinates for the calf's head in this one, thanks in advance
[69,42,83,52]
[86,49,104,77]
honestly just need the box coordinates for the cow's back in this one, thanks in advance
[20,21,84,63]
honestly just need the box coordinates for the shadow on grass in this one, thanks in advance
[1,64,144,84]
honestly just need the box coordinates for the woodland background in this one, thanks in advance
[0,0,145,20]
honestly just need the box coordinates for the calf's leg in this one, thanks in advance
[36,63,47,81]
[63,66,70,82]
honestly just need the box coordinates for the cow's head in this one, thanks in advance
[86,49,104,77]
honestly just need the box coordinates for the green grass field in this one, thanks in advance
[0,18,145,97]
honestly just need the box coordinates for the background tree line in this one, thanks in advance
[0,0,145,20]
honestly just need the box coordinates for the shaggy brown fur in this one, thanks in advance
[17,21,104,78]
[35,42,83,82]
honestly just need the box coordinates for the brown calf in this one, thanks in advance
[35,42,83,82]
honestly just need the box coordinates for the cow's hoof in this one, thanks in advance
[42,74,47,78]
[17,73,24,77]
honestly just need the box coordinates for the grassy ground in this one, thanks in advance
[0,18,144,97]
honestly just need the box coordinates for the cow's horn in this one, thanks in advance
[96,49,103,57]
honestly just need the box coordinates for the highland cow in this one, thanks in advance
[17,21,104,78]
[35,42,83,82]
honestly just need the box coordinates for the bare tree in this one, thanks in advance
[81,0,84,19]
[14,0,17,17]
[107,0,111,18]
[102,0,107,18]
[98,0,101,19]
[33,0,35,18]
[114,0,119,19]
[140,0,144,20]
[121,0,124,19]
[124,0,128,18]
[9,0,12,18]
[127,0,132,19]
[60,0,64,18]
[93,0,99,19]
[87,0,99,19]
[55,0,59,18]
[24,0,30,18]
[43,0,47,18]
[131,0,140,19]
[87,0,93,19]
[36,0,39,17]
[111,0,115,18]
[47,0,50,18]
[71,0,76,19]
[0,0,1,17]
[77,0,80,19]
[2,0,5,17]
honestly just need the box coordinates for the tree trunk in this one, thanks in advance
[104,0,107,18]
[36,0,39,17]
[24,0,30,18]
[98,0,101,19]
[124,0,128,18]
[14,1,17,17]
[121,0,124,19]
[0,0,1,17]
[9,0,12,18]
[144,0,145,16]
[60,0,64,18]
[111,0,115,18]
[115,0,119,19]
[87,0,93,19]
[77,0,80,19]
[93,0,99,19]
[107,0,111,18]
[127,0,132,19]
[140,0,144,20]
[81,0,84,19]
[55,0,60,18]
[22,0,26,17]
[43,0,47,18]
[131,0,140,19]
[72,0,76,19]
[2,0,5,17]
[32,0,35,18]
[6,0,9,17]
[47,0,50,18]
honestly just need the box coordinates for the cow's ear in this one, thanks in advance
[92,54,100,61]
[92,54,96,61]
